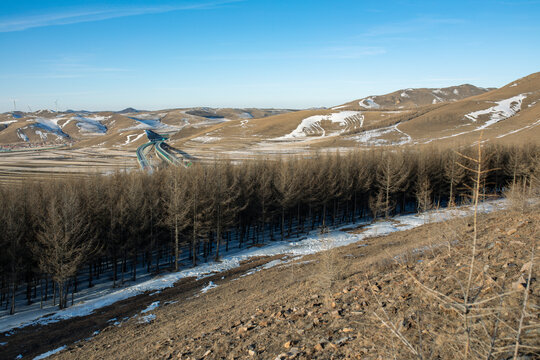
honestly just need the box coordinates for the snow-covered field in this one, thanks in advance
[0,199,506,334]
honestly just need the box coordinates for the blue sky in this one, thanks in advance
[0,0,539,112]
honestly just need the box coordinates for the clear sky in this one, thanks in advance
[0,0,539,112]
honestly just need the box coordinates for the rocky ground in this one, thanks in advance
[3,206,538,359]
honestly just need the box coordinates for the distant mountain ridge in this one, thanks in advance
[335,84,493,111]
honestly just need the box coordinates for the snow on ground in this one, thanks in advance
[26,118,69,139]
[432,89,447,96]
[30,118,62,133]
[331,105,348,110]
[349,123,411,146]
[141,301,160,313]
[276,111,363,140]
[431,92,443,103]
[423,94,529,144]
[138,314,156,324]
[124,116,178,132]
[134,113,167,120]
[401,91,410,98]
[240,120,249,128]
[35,130,47,140]
[239,112,253,119]
[190,136,221,143]
[124,132,145,145]
[453,89,459,95]
[393,123,412,143]
[464,94,526,125]
[32,345,67,360]
[16,129,29,142]
[72,116,108,134]
[200,281,218,294]
[496,119,540,138]
[0,199,506,334]
[359,98,380,109]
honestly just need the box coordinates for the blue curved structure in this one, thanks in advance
[136,130,190,170]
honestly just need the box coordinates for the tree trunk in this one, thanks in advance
[10,276,16,315]
[281,208,285,241]
[215,210,222,261]
[58,281,64,309]
[112,255,117,288]
[175,216,179,271]
[88,263,93,288]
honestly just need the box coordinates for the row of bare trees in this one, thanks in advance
[0,143,538,313]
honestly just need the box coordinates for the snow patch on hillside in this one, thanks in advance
[125,116,178,132]
[496,119,540,138]
[29,118,69,139]
[432,89,447,96]
[239,112,253,119]
[16,129,29,142]
[141,301,160,313]
[277,111,363,139]
[72,116,108,134]
[359,98,380,109]
[350,123,411,146]
[124,132,145,145]
[35,130,47,140]
[191,136,221,143]
[200,281,218,294]
[464,94,526,126]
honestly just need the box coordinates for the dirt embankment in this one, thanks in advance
[4,209,539,359]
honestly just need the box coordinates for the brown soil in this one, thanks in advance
[2,209,538,359]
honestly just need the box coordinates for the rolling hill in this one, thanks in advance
[0,72,538,163]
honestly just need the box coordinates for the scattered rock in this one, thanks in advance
[521,261,533,273]
[512,276,527,290]
[507,228,517,236]
[287,347,300,357]
[283,341,291,349]
[314,343,324,352]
